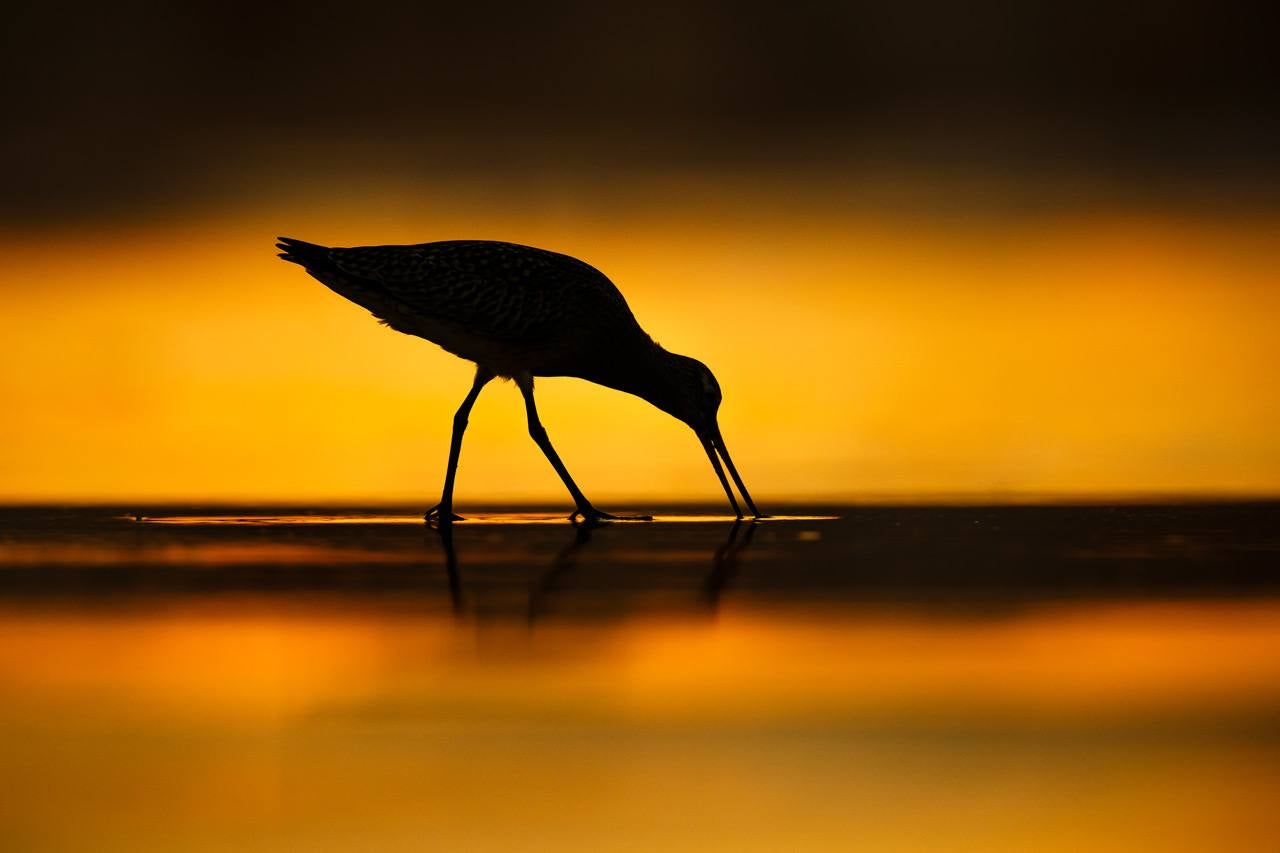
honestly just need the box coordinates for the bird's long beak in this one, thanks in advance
[702,422,763,519]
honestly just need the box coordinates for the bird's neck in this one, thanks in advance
[582,339,682,416]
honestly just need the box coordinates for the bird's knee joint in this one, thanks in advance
[453,411,470,428]
[528,424,547,442]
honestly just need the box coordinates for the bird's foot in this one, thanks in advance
[569,507,653,525]
[424,503,465,525]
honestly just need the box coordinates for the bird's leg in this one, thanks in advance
[426,367,495,524]
[515,374,652,523]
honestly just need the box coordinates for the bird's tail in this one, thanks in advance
[276,236,332,269]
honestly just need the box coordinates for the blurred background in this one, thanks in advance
[2,0,1277,503]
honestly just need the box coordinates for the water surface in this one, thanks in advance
[1,504,1278,851]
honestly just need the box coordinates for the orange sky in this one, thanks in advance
[2,187,1278,502]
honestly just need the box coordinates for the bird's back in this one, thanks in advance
[278,238,651,376]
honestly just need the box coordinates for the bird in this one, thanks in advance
[276,236,761,524]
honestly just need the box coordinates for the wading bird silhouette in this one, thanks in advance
[277,237,762,524]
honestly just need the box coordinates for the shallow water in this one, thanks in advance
[1,504,1279,851]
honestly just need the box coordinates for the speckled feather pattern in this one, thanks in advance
[278,238,652,377]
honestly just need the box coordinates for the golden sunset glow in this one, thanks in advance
[3,597,1279,852]
[4,188,1278,503]
[2,602,1279,724]
[6,4,1279,852]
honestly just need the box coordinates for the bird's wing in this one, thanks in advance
[327,241,638,345]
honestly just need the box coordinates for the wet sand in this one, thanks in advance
[1,504,1278,851]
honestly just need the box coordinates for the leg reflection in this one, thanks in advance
[432,523,465,615]
[431,518,757,621]
[703,520,758,610]
[528,520,602,624]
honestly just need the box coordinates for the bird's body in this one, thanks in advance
[282,239,648,381]
[277,236,760,521]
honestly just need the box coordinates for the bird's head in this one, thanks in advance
[654,354,722,434]
[653,353,762,518]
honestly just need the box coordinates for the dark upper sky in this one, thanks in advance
[3,0,1276,222]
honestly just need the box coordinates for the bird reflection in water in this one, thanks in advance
[527,522,598,624]
[702,520,759,610]
[429,520,759,621]
[432,521,466,616]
